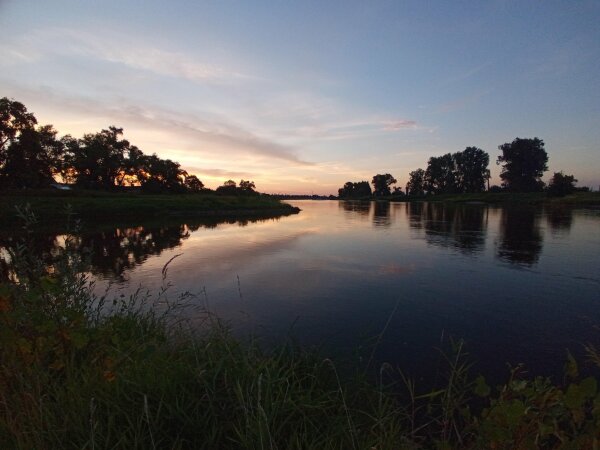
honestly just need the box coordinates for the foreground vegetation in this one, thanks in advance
[0,189,299,227]
[1,211,599,449]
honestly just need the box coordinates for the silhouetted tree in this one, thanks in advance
[117,145,146,186]
[184,174,204,192]
[392,186,405,196]
[140,154,187,193]
[0,97,38,168]
[424,154,456,194]
[547,171,577,197]
[371,173,396,196]
[0,125,64,188]
[239,179,257,195]
[497,138,548,192]
[405,168,425,196]
[63,126,130,189]
[453,147,489,193]
[338,181,372,198]
[216,179,238,195]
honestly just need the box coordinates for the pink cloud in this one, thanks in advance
[383,120,417,131]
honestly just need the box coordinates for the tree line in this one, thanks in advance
[0,97,258,195]
[339,139,580,199]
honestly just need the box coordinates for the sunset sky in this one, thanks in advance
[1,0,599,194]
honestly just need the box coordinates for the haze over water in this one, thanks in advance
[3,201,598,381]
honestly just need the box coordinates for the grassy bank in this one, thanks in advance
[1,216,599,448]
[0,189,300,228]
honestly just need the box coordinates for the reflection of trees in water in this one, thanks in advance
[406,202,487,254]
[339,200,372,217]
[81,225,188,279]
[0,216,274,282]
[545,206,574,235]
[497,207,544,266]
[372,202,391,227]
[0,233,61,282]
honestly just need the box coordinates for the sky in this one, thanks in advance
[1,0,599,194]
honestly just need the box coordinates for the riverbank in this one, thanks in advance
[339,191,600,206]
[0,189,300,227]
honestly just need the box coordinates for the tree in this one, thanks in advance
[63,126,130,189]
[453,147,489,193]
[0,125,64,188]
[239,179,256,193]
[497,138,548,192]
[216,179,238,195]
[424,154,456,194]
[547,171,577,197]
[405,168,425,196]
[184,174,204,192]
[338,181,372,198]
[0,97,38,168]
[140,154,187,193]
[371,173,397,196]
[392,186,405,196]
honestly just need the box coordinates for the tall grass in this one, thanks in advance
[1,206,599,449]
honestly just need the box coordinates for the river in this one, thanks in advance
[2,200,599,382]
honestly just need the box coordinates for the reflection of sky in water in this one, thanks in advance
[2,201,599,382]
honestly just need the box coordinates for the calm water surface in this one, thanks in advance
[2,200,600,381]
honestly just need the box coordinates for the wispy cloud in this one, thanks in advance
[1,27,248,83]
[3,83,313,165]
[382,120,417,131]
[186,167,251,179]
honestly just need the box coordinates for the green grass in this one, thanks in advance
[1,209,600,449]
[0,189,299,228]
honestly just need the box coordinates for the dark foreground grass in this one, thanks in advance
[1,211,599,449]
[0,189,299,228]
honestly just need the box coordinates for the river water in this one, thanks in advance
[2,200,599,382]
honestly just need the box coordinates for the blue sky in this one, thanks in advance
[1,0,599,193]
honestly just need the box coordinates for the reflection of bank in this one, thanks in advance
[372,201,391,227]
[338,200,392,227]
[496,207,544,266]
[405,202,488,254]
[0,215,278,282]
[545,206,574,235]
[338,200,371,217]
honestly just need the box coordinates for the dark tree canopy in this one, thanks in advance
[140,154,187,193]
[547,171,577,197]
[0,97,208,193]
[371,173,397,196]
[453,147,490,193]
[63,126,131,189]
[497,138,548,192]
[0,97,37,160]
[405,168,425,196]
[184,174,205,192]
[216,180,238,195]
[239,179,256,192]
[338,181,372,198]
[424,154,456,194]
[1,125,63,188]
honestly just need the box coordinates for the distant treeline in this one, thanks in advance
[0,97,257,195]
[272,194,336,200]
[339,140,583,199]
